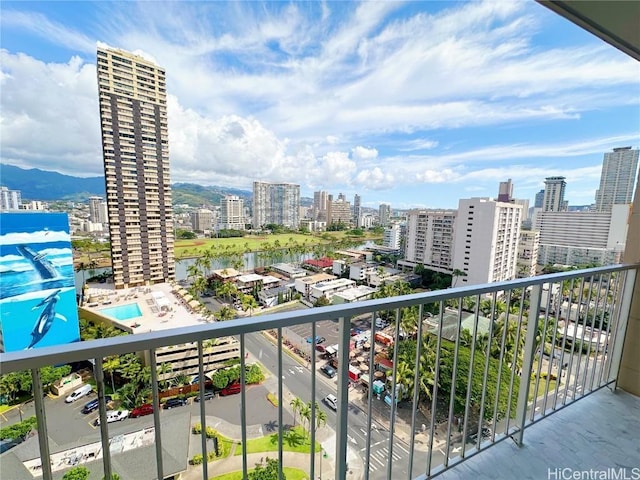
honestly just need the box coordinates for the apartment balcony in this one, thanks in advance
[1,264,638,480]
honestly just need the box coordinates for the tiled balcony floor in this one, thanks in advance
[439,388,640,480]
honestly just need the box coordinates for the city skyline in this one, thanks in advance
[1,1,639,209]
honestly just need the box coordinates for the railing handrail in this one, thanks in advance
[2,263,637,373]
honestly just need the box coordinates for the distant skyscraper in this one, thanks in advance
[594,147,639,212]
[327,196,351,226]
[220,196,244,230]
[0,187,21,211]
[534,189,545,208]
[252,181,300,229]
[96,46,174,288]
[89,196,107,224]
[383,224,402,249]
[498,179,514,202]
[353,194,362,227]
[542,176,567,212]
[379,203,391,226]
[191,208,214,232]
[313,190,328,221]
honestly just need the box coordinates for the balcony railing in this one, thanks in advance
[1,264,637,480]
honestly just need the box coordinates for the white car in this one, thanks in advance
[95,410,129,425]
[65,384,93,403]
[323,394,337,411]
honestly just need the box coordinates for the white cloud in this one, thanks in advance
[354,167,395,190]
[351,146,378,160]
[416,168,459,184]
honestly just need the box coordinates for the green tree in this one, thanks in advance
[241,294,259,316]
[217,305,237,321]
[290,397,304,427]
[248,457,285,480]
[62,466,90,480]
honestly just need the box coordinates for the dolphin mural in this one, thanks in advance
[27,289,67,349]
[16,245,59,280]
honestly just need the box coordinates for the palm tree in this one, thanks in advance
[300,402,311,434]
[241,294,259,316]
[290,397,304,427]
[103,356,121,393]
[217,305,236,321]
[452,268,467,287]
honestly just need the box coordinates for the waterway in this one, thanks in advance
[74,241,378,293]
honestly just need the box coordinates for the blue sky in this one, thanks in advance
[1,1,639,209]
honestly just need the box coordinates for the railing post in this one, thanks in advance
[149,349,164,480]
[94,357,113,480]
[512,284,542,446]
[335,315,351,480]
[606,268,637,388]
[31,368,52,480]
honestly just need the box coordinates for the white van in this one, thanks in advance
[65,384,93,403]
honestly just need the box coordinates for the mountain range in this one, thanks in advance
[0,164,312,207]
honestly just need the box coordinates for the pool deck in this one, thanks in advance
[81,282,210,333]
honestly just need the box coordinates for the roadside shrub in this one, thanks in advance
[192,423,202,434]
[190,454,203,465]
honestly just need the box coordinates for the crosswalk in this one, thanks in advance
[363,442,410,472]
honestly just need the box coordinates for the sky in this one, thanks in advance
[1,1,639,210]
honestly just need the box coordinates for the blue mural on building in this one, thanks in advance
[0,213,80,352]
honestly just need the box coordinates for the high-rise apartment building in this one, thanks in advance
[313,190,328,222]
[542,177,567,212]
[252,181,300,229]
[498,179,514,202]
[353,194,361,227]
[383,224,402,249]
[96,46,174,289]
[594,147,639,212]
[452,198,522,286]
[404,209,457,272]
[379,203,391,226]
[0,187,21,211]
[326,195,351,226]
[220,196,244,230]
[191,209,214,232]
[534,189,545,208]
[516,230,540,278]
[89,196,108,224]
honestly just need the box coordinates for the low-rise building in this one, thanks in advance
[309,278,356,303]
[294,273,337,299]
[271,263,308,279]
[236,273,280,293]
[332,286,376,304]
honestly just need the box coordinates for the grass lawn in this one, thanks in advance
[528,376,558,402]
[175,232,381,259]
[209,467,308,480]
[235,426,322,455]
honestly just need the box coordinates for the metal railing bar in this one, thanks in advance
[600,272,621,387]
[505,286,526,434]
[310,321,317,480]
[461,294,481,458]
[444,298,464,466]
[197,340,209,480]
[530,282,553,422]
[572,275,595,401]
[4,264,637,373]
[425,300,445,476]
[476,290,496,450]
[386,308,402,480]
[336,316,351,480]
[581,275,604,393]
[240,334,248,478]
[31,368,53,480]
[277,327,284,479]
[553,278,574,411]
[541,281,562,415]
[149,348,164,480]
[408,303,425,479]
[364,310,378,480]
[589,273,610,391]
[492,288,512,440]
[562,277,585,406]
[94,357,112,480]
[512,283,542,446]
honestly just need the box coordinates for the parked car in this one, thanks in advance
[316,344,327,353]
[130,403,154,418]
[323,394,337,411]
[375,317,388,329]
[320,364,336,378]
[350,328,363,336]
[81,396,112,414]
[65,384,93,403]
[306,335,326,344]
[164,397,188,409]
[0,438,22,454]
[95,410,129,425]
[220,382,242,396]
[194,391,216,402]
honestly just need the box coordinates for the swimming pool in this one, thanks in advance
[100,303,142,321]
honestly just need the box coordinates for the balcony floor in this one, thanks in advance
[439,388,640,480]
